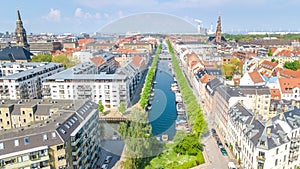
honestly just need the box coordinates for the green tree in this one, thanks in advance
[98,100,104,113]
[118,102,126,114]
[118,107,164,169]
[52,54,77,68]
[283,60,300,71]
[268,49,273,56]
[173,134,202,156]
[31,53,53,62]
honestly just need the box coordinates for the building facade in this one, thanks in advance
[0,100,100,169]
[0,62,64,100]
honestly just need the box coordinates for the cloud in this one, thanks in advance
[74,8,101,20]
[44,8,61,22]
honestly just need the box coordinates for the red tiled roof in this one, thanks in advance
[248,71,265,83]
[270,89,281,100]
[260,60,278,70]
[90,56,105,67]
[199,73,212,83]
[131,55,145,68]
[278,78,300,94]
[277,68,300,78]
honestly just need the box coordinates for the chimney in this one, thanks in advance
[279,111,284,120]
[267,128,271,138]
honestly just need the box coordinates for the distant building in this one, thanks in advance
[0,46,33,62]
[208,16,226,44]
[0,99,100,169]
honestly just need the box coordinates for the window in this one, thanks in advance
[276,148,279,154]
[58,155,65,161]
[52,132,56,138]
[23,119,26,123]
[43,134,48,141]
[22,111,25,115]
[7,121,9,125]
[0,119,2,123]
[24,137,30,145]
[275,159,278,166]
[5,113,8,117]
[14,140,19,147]
[57,145,63,151]
[29,113,32,118]
[0,143,4,150]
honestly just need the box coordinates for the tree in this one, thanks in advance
[118,102,126,114]
[267,49,273,56]
[52,54,77,68]
[173,134,202,156]
[118,107,164,169]
[31,53,53,62]
[283,60,300,71]
[98,100,104,113]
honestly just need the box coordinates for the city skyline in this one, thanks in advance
[1,0,300,34]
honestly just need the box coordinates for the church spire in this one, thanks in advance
[15,9,30,51]
[17,9,22,21]
[215,16,222,43]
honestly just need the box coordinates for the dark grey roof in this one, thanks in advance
[216,85,270,101]
[205,78,222,96]
[284,107,300,129]
[229,102,290,151]
[0,46,32,61]
[206,68,222,76]
[0,100,98,157]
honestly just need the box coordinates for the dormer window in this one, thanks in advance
[259,140,265,146]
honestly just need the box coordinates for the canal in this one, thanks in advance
[148,58,177,140]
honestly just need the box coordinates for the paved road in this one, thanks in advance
[170,46,236,168]
[97,140,124,169]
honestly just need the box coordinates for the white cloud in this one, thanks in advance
[74,8,101,20]
[44,8,61,22]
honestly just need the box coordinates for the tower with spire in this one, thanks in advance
[15,9,30,51]
[215,16,222,43]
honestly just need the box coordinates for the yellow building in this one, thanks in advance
[0,100,100,169]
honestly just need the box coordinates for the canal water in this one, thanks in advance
[148,59,177,140]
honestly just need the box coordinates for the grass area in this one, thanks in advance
[146,142,204,169]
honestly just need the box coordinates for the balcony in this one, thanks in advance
[256,156,266,162]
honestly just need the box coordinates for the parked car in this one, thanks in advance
[218,142,223,148]
[220,147,228,156]
[211,128,216,135]
[101,164,108,169]
[104,156,112,164]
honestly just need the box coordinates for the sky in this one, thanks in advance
[1,0,300,34]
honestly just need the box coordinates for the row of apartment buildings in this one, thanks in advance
[0,50,147,110]
[169,37,300,169]
[0,99,100,169]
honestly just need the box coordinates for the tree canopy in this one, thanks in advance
[118,102,126,114]
[283,60,300,71]
[31,54,52,62]
[98,100,104,113]
[118,107,164,169]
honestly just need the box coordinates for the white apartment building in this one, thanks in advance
[42,57,145,110]
[0,62,64,100]
[227,102,300,169]
[0,62,51,77]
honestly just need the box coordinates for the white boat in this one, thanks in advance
[162,134,168,142]
[175,93,182,102]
